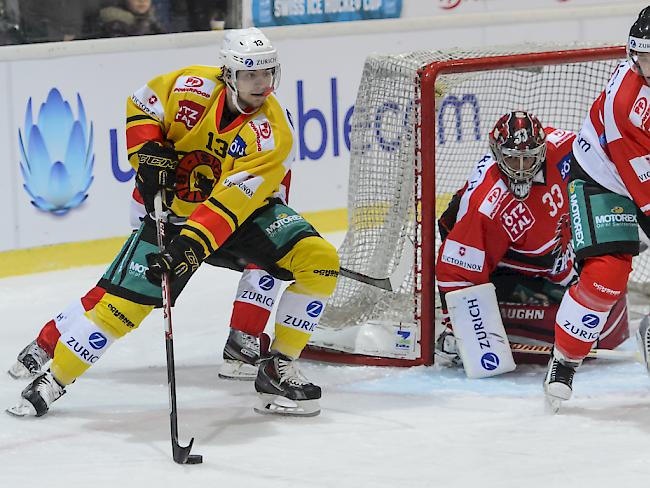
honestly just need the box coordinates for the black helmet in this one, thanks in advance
[628,6,650,82]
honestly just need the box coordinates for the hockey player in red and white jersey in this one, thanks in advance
[544,6,650,411]
[436,111,628,377]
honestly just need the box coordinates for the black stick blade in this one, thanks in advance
[172,437,202,465]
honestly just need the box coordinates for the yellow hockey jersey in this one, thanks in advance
[126,65,295,257]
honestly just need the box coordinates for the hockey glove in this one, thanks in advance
[135,141,178,214]
[145,235,206,286]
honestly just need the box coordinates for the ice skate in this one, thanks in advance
[636,314,650,375]
[218,329,260,381]
[6,371,66,417]
[254,351,321,417]
[543,348,580,414]
[7,340,50,380]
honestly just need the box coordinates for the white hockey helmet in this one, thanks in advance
[220,28,281,113]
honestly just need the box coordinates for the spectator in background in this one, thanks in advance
[93,0,164,38]
[20,0,99,43]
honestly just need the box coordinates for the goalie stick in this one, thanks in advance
[511,342,641,362]
[154,193,203,465]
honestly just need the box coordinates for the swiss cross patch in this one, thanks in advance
[500,200,535,241]
[174,100,205,130]
[148,95,158,105]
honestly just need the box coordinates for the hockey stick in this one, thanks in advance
[511,341,641,362]
[154,193,203,465]
[338,236,416,292]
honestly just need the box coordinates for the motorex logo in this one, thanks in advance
[258,274,275,291]
[306,301,324,318]
[88,332,108,350]
[581,314,600,329]
[19,88,94,215]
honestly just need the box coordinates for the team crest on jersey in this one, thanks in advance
[630,90,650,131]
[550,213,574,275]
[500,200,535,241]
[174,100,205,129]
[175,150,222,202]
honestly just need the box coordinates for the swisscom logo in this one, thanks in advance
[19,88,95,215]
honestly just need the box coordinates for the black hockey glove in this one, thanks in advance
[135,141,178,214]
[145,235,206,286]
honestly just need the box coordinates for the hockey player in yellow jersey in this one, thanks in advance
[7,28,339,417]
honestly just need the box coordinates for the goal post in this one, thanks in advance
[302,43,629,367]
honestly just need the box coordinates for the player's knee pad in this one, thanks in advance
[49,301,116,385]
[230,266,281,335]
[276,236,339,297]
[573,254,632,310]
[272,289,326,358]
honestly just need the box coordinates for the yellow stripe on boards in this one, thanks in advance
[0,208,349,278]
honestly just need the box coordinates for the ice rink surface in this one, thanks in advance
[2,233,650,487]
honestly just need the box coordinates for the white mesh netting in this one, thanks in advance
[309,42,644,362]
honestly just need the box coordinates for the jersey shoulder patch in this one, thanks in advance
[629,84,650,132]
[172,75,217,99]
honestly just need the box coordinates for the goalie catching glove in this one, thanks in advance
[135,141,178,214]
[145,235,206,285]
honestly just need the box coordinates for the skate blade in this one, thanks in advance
[7,362,32,380]
[544,395,562,415]
[218,360,258,381]
[6,399,36,417]
[254,394,320,417]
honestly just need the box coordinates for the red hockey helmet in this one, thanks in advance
[489,111,547,199]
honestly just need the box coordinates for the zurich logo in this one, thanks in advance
[19,88,94,215]
[306,301,324,318]
[258,274,275,291]
[88,332,108,350]
[581,314,600,329]
[480,352,500,371]
[631,39,637,48]
[244,58,254,67]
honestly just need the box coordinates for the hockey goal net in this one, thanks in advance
[303,43,638,367]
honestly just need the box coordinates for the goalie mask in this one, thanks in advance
[219,27,281,114]
[489,111,547,200]
[628,6,650,85]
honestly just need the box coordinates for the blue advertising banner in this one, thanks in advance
[252,0,402,27]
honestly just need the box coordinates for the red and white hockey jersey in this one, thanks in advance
[574,60,650,213]
[436,128,577,294]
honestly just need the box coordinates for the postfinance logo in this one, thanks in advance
[19,88,95,215]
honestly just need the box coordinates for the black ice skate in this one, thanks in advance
[7,340,51,380]
[543,348,580,414]
[218,329,260,381]
[6,371,66,417]
[636,314,650,375]
[254,351,321,417]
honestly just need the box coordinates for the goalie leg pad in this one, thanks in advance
[445,283,516,378]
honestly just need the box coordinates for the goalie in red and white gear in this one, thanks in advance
[544,6,650,411]
[436,111,629,377]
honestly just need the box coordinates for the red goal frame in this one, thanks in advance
[302,45,626,368]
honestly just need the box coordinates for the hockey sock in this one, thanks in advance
[229,266,281,336]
